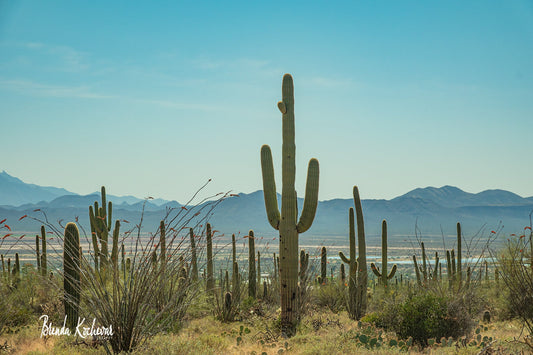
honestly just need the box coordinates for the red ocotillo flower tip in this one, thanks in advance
[19,215,28,221]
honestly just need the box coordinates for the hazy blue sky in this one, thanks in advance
[1,1,532,202]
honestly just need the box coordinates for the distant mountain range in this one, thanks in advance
[1,171,532,242]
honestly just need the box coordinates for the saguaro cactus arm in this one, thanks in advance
[297,158,319,233]
[261,145,280,230]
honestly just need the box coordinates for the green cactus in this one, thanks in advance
[257,251,261,290]
[340,263,346,286]
[320,246,327,285]
[41,225,47,277]
[12,253,20,285]
[64,222,81,331]
[121,243,125,275]
[232,261,241,303]
[206,223,214,292]
[189,228,198,281]
[370,220,397,287]
[299,249,309,283]
[339,202,366,320]
[89,186,120,272]
[248,230,256,298]
[260,74,319,331]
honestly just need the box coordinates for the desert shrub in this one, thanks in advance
[372,290,476,346]
[314,282,345,313]
[495,227,533,338]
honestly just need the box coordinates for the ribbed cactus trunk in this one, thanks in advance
[340,207,360,319]
[353,186,367,316]
[248,230,256,298]
[41,225,47,277]
[64,222,81,331]
[261,74,319,333]
[370,220,397,287]
[257,251,261,290]
[206,223,214,292]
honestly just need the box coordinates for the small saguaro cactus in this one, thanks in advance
[41,225,47,276]
[13,253,20,284]
[260,73,319,332]
[370,220,397,287]
[189,228,198,281]
[248,230,256,298]
[340,263,346,286]
[320,246,327,285]
[413,254,422,286]
[299,249,309,283]
[257,251,261,290]
[64,222,81,331]
[206,223,214,292]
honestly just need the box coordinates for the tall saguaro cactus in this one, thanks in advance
[64,222,81,331]
[456,222,462,285]
[261,74,319,332]
[371,220,397,287]
[339,188,368,321]
[189,228,198,281]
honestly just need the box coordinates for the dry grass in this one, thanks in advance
[0,316,531,354]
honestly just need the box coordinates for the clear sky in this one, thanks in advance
[1,1,532,202]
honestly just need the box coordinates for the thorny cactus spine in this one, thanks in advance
[64,222,81,331]
[248,230,256,298]
[370,220,397,287]
[260,73,319,332]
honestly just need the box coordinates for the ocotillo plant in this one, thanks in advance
[370,220,397,287]
[248,230,256,298]
[206,223,214,292]
[260,73,319,332]
[35,234,41,273]
[232,234,237,265]
[64,222,81,331]
[320,246,327,285]
[159,221,166,270]
[189,228,198,281]
[40,225,47,276]
[457,222,462,284]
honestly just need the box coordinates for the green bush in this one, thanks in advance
[372,291,475,346]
